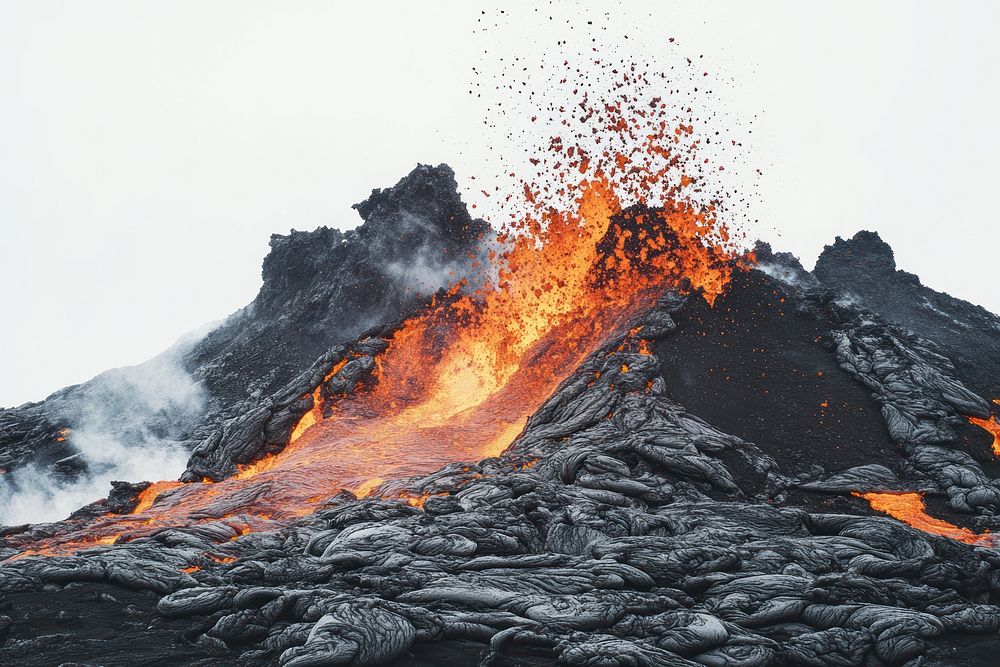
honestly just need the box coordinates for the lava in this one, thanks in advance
[133,481,185,515]
[853,491,996,546]
[7,66,746,559]
[968,401,1000,456]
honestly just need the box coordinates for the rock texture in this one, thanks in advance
[2,171,1000,666]
[814,231,1000,399]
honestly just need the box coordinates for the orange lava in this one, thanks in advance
[7,68,747,560]
[853,491,995,546]
[968,403,1000,456]
[133,481,185,514]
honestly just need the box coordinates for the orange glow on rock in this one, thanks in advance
[207,554,236,564]
[289,358,350,445]
[968,406,1000,456]
[132,481,185,515]
[853,491,995,546]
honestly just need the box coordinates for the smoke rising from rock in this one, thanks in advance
[0,325,215,525]
[380,211,497,296]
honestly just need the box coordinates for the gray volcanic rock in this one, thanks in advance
[0,164,489,507]
[1,168,1000,666]
[814,230,1000,399]
[187,163,492,410]
[183,332,394,481]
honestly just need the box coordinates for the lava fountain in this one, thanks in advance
[7,69,746,559]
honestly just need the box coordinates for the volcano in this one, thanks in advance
[4,67,1000,666]
[1,164,999,667]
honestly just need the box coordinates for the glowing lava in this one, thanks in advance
[853,491,995,546]
[7,64,747,559]
[968,400,1000,456]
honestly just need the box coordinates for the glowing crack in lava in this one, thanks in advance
[967,400,1000,456]
[853,491,996,546]
[9,66,747,559]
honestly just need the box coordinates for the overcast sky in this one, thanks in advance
[1,1,997,408]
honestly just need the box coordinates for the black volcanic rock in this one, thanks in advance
[0,164,489,497]
[814,230,899,280]
[814,230,1000,398]
[106,481,152,514]
[3,175,1000,666]
[654,268,899,477]
[753,240,817,289]
[189,163,491,409]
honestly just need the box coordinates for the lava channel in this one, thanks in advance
[853,491,996,546]
[967,399,1000,456]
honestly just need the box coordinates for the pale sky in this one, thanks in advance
[1,1,997,408]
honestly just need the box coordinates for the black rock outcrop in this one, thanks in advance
[187,163,492,409]
[814,230,1000,398]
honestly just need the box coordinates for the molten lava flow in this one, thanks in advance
[132,482,185,514]
[968,402,1000,456]
[289,359,350,445]
[853,491,995,546]
[7,66,748,560]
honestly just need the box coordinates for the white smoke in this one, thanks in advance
[833,292,863,309]
[382,210,501,295]
[756,262,808,288]
[384,251,468,295]
[0,323,216,525]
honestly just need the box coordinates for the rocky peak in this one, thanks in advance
[353,163,481,244]
[811,230,1000,397]
[814,230,898,281]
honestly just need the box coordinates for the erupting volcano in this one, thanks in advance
[3,45,1000,667]
[6,77,744,559]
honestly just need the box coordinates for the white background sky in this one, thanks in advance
[1,1,997,408]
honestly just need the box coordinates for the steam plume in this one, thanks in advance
[0,325,214,525]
